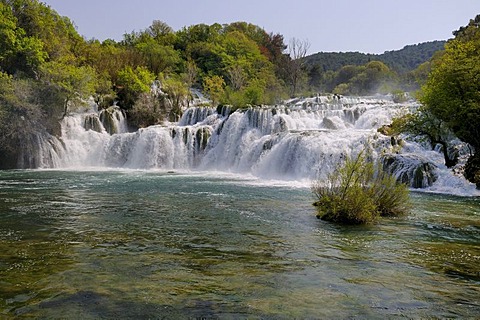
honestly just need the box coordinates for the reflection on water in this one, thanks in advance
[0,170,479,318]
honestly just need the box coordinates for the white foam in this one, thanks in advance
[36,96,479,197]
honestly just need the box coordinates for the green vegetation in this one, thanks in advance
[312,151,410,224]
[388,107,458,168]
[304,41,445,93]
[388,15,480,187]
[420,16,480,151]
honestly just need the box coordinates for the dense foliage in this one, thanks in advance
[420,17,480,150]
[388,15,480,187]
[312,151,410,224]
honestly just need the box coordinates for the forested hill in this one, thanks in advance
[304,40,446,73]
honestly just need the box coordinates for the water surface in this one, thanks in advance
[0,170,479,318]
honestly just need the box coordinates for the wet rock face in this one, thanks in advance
[383,154,437,188]
[464,152,480,189]
[322,117,338,130]
[84,114,103,133]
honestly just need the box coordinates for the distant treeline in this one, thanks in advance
[304,41,446,73]
[303,41,446,94]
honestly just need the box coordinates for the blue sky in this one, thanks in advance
[42,0,480,54]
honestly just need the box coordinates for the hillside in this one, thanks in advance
[304,40,446,73]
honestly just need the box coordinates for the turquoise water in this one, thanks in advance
[0,170,479,319]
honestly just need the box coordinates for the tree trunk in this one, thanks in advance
[61,97,70,120]
[437,141,457,168]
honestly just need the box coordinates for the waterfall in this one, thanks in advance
[99,106,128,134]
[179,107,216,126]
[35,95,478,195]
[84,113,104,133]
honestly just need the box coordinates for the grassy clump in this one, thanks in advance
[312,151,410,224]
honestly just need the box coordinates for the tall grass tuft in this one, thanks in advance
[312,150,410,224]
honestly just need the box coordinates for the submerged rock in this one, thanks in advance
[464,152,480,189]
[322,116,345,130]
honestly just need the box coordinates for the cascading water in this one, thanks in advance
[99,106,129,134]
[37,95,479,195]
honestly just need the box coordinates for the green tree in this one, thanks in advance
[39,60,97,117]
[420,16,480,186]
[116,66,155,109]
[388,107,458,167]
[420,39,480,149]
[146,20,175,45]
[203,75,225,107]
[83,40,138,85]
[162,75,189,120]
[186,41,223,80]
[175,23,222,53]
[135,37,180,75]
[0,1,47,76]
[243,78,266,106]
[215,31,275,92]
[8,0,83,61]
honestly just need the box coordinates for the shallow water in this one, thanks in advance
[0,170,479,319]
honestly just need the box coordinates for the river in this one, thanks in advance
[1,169,479,318]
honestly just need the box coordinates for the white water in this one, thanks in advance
[37,95,479,196]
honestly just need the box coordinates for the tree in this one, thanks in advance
[175,23,222,54]
[83,40,138,85]
[420,40,480,149]
[331,61,395,95]
[8,0,83,61]
[243,78,266,106]
[287,37,310,97]
[135,37,180,75]
[116,66,155,109]
[453,15,480,40]
[0,2,47,76]
[388,107,458,167]
[184,59,198,88]
[420,15,480,186]
[147,20,174,43]
[162,75,189,120]
[39,60,97,118]
[203,75,225,107]
[186,41,223,80]
[226,65,246,91]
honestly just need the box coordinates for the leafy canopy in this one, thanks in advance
[420,34,480,149]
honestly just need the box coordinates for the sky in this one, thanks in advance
[41,0,480,54]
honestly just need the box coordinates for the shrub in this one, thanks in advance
[312,150,410,224]
[370,168,411,217]
[392,90,408,103]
